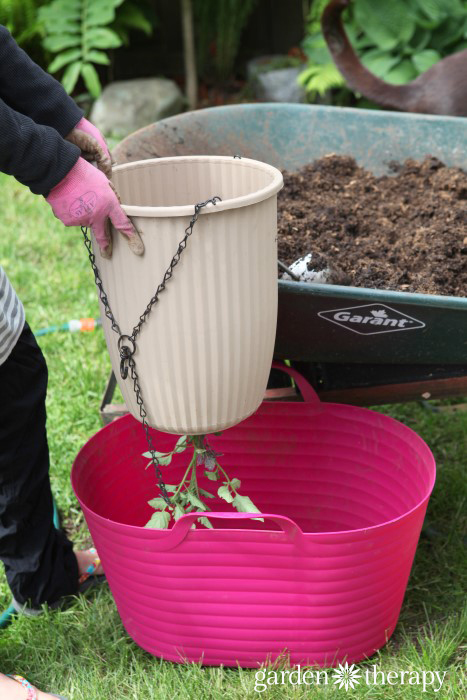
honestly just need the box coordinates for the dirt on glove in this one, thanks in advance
[277,155,467,296]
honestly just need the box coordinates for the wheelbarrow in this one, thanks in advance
[100,104,467,418]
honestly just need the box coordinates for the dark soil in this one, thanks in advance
[277,155,467,296]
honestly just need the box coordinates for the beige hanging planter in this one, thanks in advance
[92,156,283,435]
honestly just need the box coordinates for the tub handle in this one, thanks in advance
[161,511,305,550]
[271,361,321,404]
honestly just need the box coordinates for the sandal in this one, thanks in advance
[78,547,106,592]
[10,547,106,617]
[8,674,67,699]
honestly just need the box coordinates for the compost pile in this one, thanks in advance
[277,155,467,296]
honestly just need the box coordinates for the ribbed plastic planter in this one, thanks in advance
[93,155,283,434]
[72,366,435,667]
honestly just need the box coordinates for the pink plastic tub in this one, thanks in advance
[71,365,435,667]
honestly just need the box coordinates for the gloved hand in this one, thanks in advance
[46,157,144,258]
[66,117,112,179]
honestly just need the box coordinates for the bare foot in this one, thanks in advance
[75,548,104,579]
[0,673,60,699]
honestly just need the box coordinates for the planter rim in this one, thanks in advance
[112,155,284,218]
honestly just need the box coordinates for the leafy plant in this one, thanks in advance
[38,0,152,98]
[299,0,467,101]
[144,434,262,529]
[194,0,259,82]
[0,0,47,58]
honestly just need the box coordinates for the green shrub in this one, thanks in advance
[299,0,467,102]
[0,0,47,63]
[38,0,153,98]
[194,0,258,82]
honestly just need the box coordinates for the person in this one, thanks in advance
[0,25,144,700]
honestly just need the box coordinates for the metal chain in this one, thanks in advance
[82,195,221,506]
[128,196,221,347]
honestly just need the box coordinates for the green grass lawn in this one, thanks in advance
[0,173,465,699]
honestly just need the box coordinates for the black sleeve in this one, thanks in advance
[0,96,80,196]
[0,25,83,137]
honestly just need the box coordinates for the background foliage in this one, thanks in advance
[38,0,153,97]
[300,0,467,102]
[194,0,258,82]
[0,0,47,62]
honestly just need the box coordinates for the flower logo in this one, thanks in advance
[332,662,361,691]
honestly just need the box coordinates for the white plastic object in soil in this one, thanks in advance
[281,253,333,283]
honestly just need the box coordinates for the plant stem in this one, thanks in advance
[171,456,196,501]
[214,461,240,495]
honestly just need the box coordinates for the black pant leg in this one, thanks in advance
[0,322,78,606]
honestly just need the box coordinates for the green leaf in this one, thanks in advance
[86,4,119,27]
[299,62,346,96]
[430,17,466,49]
[385,58,418,84]
[173,505,185,521]
[153,453,173,466]
[85,50,111,65]
[412,49,441,73]
[145,510,170,529]
[301,34,332,65]
[408,26,432,53]
[81,62,102,97]
[39,6,81,23]
[230,478,241,491]
[199,489,215,499]
[115,4,153,35]
[412,0,463,23]
[61,60,82,94]
[198,516,214,529]
[48,48,82,73]
[43,35,81,52]
[218,484,234,503]
[355,0,416,51]
[147,497,167,510]
[86,27,122,49]
[174,436,187,453]
[186,492,207,510]
[204,470,219,481]
[43,19,80,34]
[361,49,401,79]
[233,494,263,521]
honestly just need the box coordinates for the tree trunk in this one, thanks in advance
[181,0,197,110]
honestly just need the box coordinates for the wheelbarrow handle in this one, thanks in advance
[271,361,321,404]
[163,511,305,550]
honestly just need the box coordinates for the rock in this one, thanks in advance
[247,55,306,103]
[90,78,185,139]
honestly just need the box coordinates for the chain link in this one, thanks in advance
[129,197,221,345]
[82,195,221,507]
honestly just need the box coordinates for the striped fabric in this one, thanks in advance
[0,264,25,365]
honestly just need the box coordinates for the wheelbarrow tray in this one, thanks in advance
[113,104,467,366]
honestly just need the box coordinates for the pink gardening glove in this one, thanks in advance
[46,157,144,258]
[66,117,112,179]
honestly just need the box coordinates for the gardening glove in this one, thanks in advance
[46,157,144,258]
[66,117,112,179]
